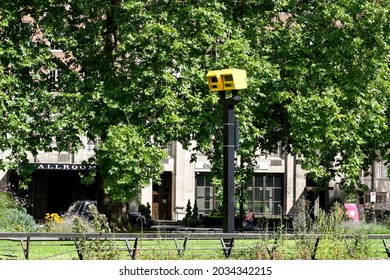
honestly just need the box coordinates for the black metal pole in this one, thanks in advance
[219,90,240,233]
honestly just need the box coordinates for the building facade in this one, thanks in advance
[141,141,313,221]
[360,161,390,215]
[2,14,388,223]
[1,137,99,219]
[2,139,389,222]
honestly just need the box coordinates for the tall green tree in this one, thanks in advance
[33,0,272,200]
[0,2,87,185]
[1,0,390,202]
[260,1,390,195]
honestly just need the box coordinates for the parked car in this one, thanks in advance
[128,211,147,230]
[65,199,97,220]
[64,200,147,230]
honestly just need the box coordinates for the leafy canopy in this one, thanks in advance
[1,0,390,200]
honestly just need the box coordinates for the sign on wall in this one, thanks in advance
[370,191,376,203]
[31,163,97,171]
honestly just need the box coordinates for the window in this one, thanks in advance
[195,173,216,215]
[269,142,283,158]
[364,192,387,208]
[166,143,174,157]
[162,143,174,164]
[379,161,388,178]
[246,174,284,215]
[49,69,61,91]
[86,140,95,152]
[257,142,283,158]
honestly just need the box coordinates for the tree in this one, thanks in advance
[0,2,88,187]
[32,0,272,200]
[1,0,390,202]
[94,124,166,202]
[183,199,192,226]
[259,1,390,195]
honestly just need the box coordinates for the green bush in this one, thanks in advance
[182,199,202,227]
[139,202,155,227]
[188,200,202,227]
[183,199,192,226]
[73,205,119,260]
[0,207,37,232]
[0,191,17,210]
[0,190,37,232]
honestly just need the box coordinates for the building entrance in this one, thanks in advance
[31,169,97,219]
[152,172,172,220]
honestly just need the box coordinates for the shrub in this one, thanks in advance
[0,190,37,232]
[139,202,154,227]
[45,213,64,223]
[0,192,16,210]
[182,199,202,227]
[73,205,119,260]
[42,213,66,232]
[0,207,37,232]
[188,200,202,227]
[183,199,192,226]
[291,197,313,233]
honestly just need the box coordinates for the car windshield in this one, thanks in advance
[67,201,82,213]
[84,202,96,212]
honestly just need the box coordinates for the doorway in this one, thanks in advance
[152,172,172,220]
[31,169,97,219]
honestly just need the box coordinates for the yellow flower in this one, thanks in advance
[44,213,64,224]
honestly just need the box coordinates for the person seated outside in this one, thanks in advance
[244,209,254,230]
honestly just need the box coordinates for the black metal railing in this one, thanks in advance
[1,232,389,260]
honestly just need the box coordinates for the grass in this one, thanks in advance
[1,193,390,260]
[1,232,390,260]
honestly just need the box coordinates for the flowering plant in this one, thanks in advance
[45,213,64,224]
